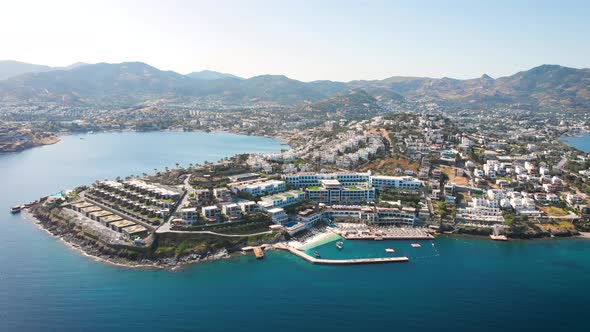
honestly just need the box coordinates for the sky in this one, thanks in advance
[1,0,589,82]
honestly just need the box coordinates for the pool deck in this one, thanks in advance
[274,243,409,265]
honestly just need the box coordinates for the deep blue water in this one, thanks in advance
[561,132,590,152]
[1,131,589,332]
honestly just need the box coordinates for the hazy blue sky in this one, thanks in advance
[1,0,588,81]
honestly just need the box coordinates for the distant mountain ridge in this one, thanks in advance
[0,60,588,111]
[0,60,90,80]
[0,60,53,80]
[186,70,242,80]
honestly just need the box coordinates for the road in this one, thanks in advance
[558,156,568,169]
[156,174,191,233]
[155,226,272,236]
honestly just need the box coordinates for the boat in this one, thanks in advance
[385,248,395,253]
[10,205,24,214]
[374,237,384,241]
[314,251,321,258]
[411,243,422,248]
[336,241,343,250]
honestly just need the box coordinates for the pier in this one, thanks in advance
[274,243,409,265]
[242,245,270,259]
[253,247,264,259]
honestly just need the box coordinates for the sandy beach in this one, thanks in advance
[288,230,341,250]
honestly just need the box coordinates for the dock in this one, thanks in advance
[253,247,264,259]
[242,245,269,259]
[274,243,408,265]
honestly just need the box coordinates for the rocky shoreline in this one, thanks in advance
[0,134,60,153]
[23,209,236,271]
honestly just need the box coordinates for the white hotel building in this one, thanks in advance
[284,172,421,190]
[283,171,371,188]
[230,179,286,197]
[258,190,306,210]
[369,175,422,190]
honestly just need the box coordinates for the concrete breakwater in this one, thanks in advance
[273,243,409,264]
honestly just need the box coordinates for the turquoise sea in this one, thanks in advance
[1,131,589,332]
[561,132,590,152]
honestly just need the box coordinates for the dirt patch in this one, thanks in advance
[360,157,418,174]
[539,206,568,216]
[439,165,469,186]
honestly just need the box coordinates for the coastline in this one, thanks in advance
[0,134,60,154]
[439,231,588,241]
[290,230,342,250]
[22,209,234,271]
[559,131,590,152]
[1,128,291,155]
[21,206,590,272]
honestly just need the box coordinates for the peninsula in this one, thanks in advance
[19,110,590,268]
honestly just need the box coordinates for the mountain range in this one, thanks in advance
[0,60,589,112]
[0,60,89,80]
[186,70,242,80]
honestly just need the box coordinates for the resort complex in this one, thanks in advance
[20,109,590,268]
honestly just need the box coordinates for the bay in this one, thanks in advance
[0,131,589,332]
[560,132,590,152]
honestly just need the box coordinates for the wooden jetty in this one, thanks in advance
[253,247,264,259]
[274,243,408,265]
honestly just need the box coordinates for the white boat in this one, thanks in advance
[411,243,421,248]
[10,205,24,214]
[385,248,395,253]
[336,241,343,250]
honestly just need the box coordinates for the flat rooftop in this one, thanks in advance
[123,225,148,234]
[102,215,123,223]
[73,201,94,209]
[81,206,101,213]
[90,210,113,217]
[320,179,341,187]
[110,220,135,229]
